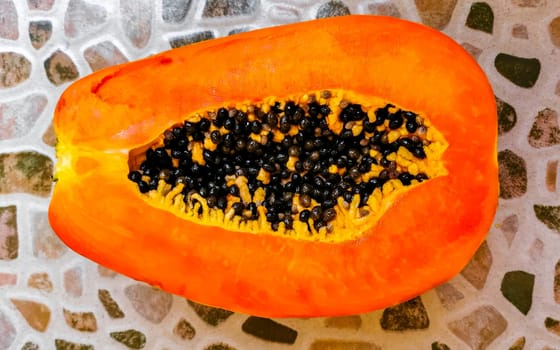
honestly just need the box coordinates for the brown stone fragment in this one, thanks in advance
[310,340,381,350]
[0,205,17,260]
[63,309,98,332]
[0,52,31,88]
[528,109,560,148]
[0,152,53,197]
[44,50,79,86]
[11,299,51,332]
[28,272,53,292]
[324,315,362,330]
[461,241,492,289]
[173,318,195,340]
[414,0,458,30]
[546,160,558,192]
[435,282,464,309]
[448,305,507,349]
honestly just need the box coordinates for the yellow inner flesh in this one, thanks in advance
[133,89,448,243]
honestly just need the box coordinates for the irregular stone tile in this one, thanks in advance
[415,0,457,30]
[324,315,362,330]
[0,206,17,260]
[204,344,237,350]
[512,24,529,39]
[545,317,560,336]
[498,150,527,199]
[551,17,560,48]
[0,52,31,88]
[42,122,56,147]
[28,272,53,292]
[367,1,401,17]
[63,309,97,332]
[435,282,464,309]
[432,342,450,350]
[529,238,544,261]
[0,94,48,140]
[512,0,546,7]
[97,265,118,278]
[0,152,53,196]
[496,97,517,135]
[0,272,17,285]
[500,214,518,246]
[84,41,128,72]
[28,0,54,10]
[54,339,94,350]
[21,342,40,350]
[268,5,300,23]
[0,309,16,349]
[162,0,192,23]
[310,340,381,350]
[0,0,18,40]
[546,160,558,192]
[461,241,492,289]
[202,0,258,17]
[528,109,560,148]
[120,0,152,48]
[229,27,251,35]
[44,50,80,86]
[110,329,146,349]
[534,205,560,233]
[501,270,535,315]
[495,53,541,88]
[555,259,560,304]
[11,299,51,332]
[509,336,526,349]
[29,20,52,49]
[124,284,173,323]
[98,289,125,318]
[64,267,83,297]
[32,211,67,259]
[169,31,215,49]
[187,300,233,326]
[461,43,482,60]
[448,305,507,349]
[380,297,429,330]
[242,316,298,344]
[173,318,195,340]
[466,2,493,33]
[64,0,107,38]
[316,1,351,18]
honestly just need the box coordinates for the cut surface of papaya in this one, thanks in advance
[49,15,498,317]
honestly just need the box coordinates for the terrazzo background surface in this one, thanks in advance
[1,0,560,349]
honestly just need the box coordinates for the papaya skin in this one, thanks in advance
[49,15,498,317]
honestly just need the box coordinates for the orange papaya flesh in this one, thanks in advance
[49,15,498,317]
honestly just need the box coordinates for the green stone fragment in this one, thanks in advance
[500,270,535,315]
[110,329,146,349]
[534,205,560,233]
[466,2,494,33]
[495,53,541,88]
[54,339,94,350]
[187,300,233,326]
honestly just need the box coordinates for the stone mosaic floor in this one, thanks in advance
[1,0,560,349]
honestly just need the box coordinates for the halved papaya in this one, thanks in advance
[49,15,498,317]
